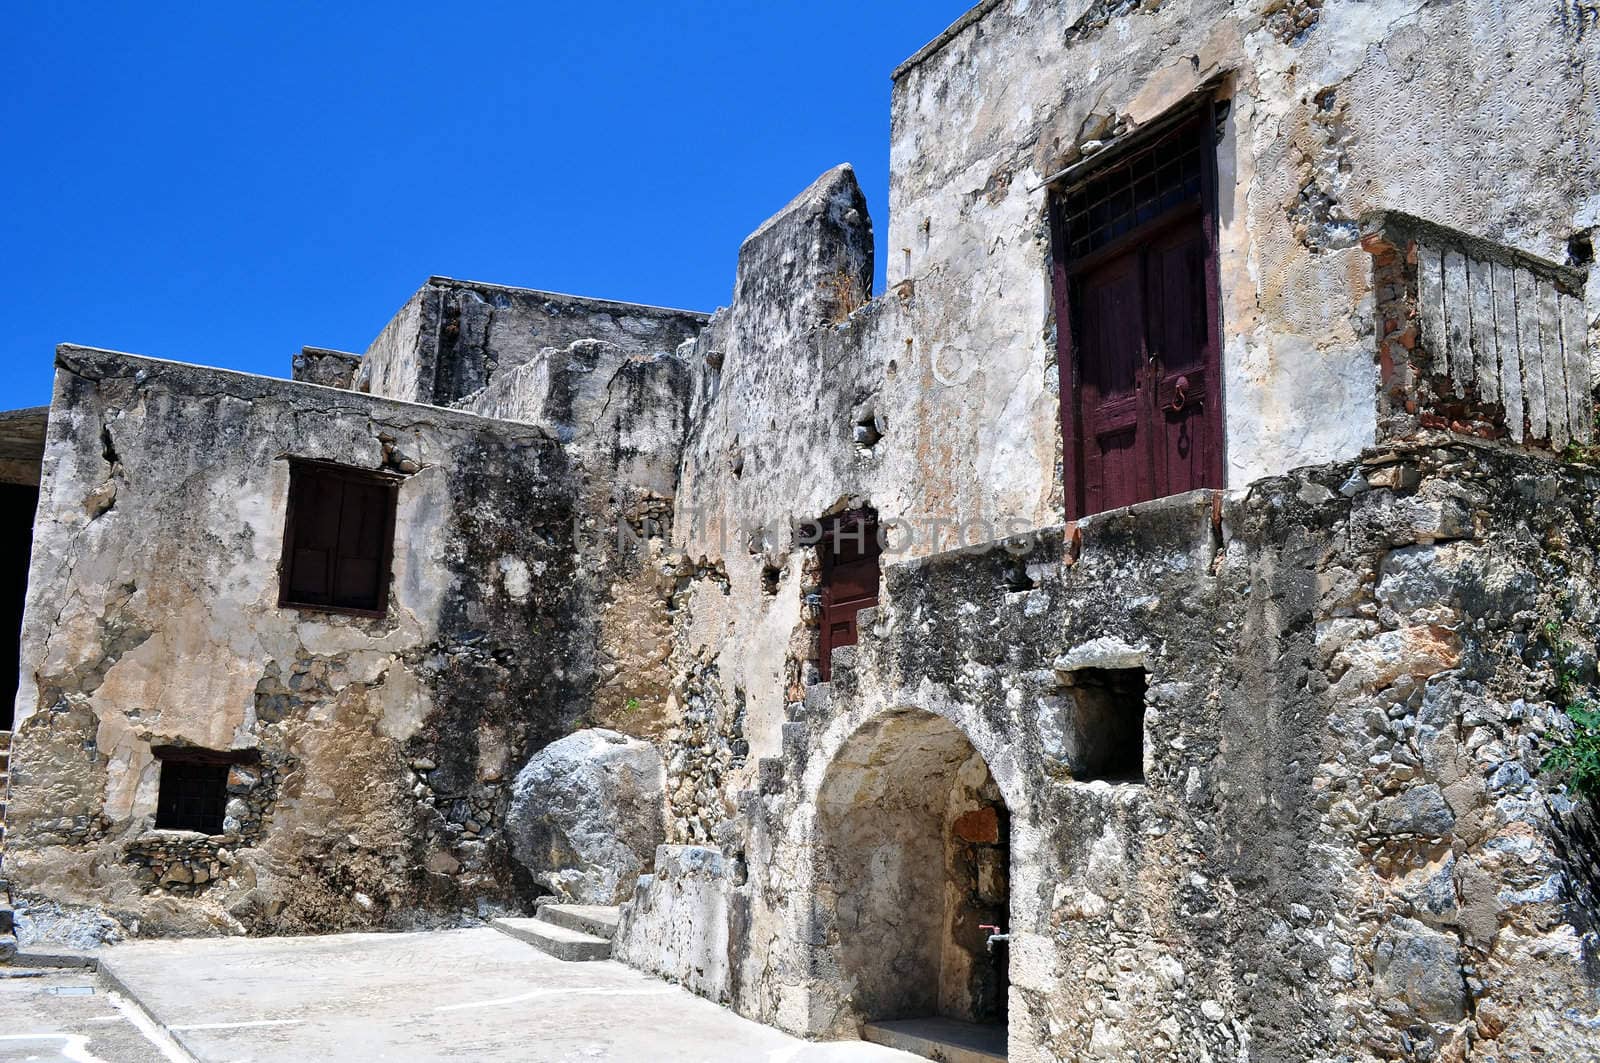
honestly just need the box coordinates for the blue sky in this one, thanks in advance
[1,2,976,410]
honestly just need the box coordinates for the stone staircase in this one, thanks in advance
[490,901,618,961]
[0,731,15,961]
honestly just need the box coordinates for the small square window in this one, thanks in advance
[279,461,399,617]
[155,758,230,834]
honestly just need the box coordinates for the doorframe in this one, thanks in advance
[1049,97,1228,520]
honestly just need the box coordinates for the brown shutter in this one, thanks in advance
[818,510,882,681]
[280,462,397,616]
[286,469,342,605]
[331,478,390,611]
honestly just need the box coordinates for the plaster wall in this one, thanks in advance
[9,347,590,938]
[623,440,1600,1061]
[357,276,707,409]
[885,0,1597,489]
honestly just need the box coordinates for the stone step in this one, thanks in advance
[533,903,620,942]
[0,905,10,933]
[862,1018,1007,1063]
[803,682,832,714]
[488,917,611,961]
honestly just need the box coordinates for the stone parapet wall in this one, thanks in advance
[1365,212,1594,451]
[620,439,1600,1060]
[356,276,707,410]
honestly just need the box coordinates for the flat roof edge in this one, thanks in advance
[52,344,554,439]
[299,346,362,362]
[0,405,50,422]
[892,0,1004,82]
[425,276,712,321]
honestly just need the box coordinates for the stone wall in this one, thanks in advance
[658,0,1597,858]
[290,346,361,390]
[621,440,1600,1060]
[611,3,1600,1054]
[8,346,595,940]
[885,0,1597,490]
[459,332,699,736]
[355,276,707,409]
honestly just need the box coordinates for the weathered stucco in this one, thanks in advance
[4,0,1599,1059]
[884,0,1597,495]
[623,441,1600,1060]
[11,347,593,936]
[356,275,707,410]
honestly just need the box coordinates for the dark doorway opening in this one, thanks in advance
[1051,105,1226,519]
[1060,666,1147,782]
[816,709,1011,1058]
[815,508,881,681]
[1,483,39,731]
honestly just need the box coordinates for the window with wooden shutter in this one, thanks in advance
[278,461,398,616]
[1051,105,1226,520]
[816,508,881,682]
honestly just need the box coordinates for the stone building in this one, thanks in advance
[3,0,1600,1060]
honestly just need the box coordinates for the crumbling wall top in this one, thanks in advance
[890,0,1003,82]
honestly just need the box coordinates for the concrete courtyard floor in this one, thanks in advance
[0,965,178,1063]
[13,926,925,1062]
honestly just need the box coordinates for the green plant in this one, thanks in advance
[624,696,642,716]
[1542,701,1600,801]
[1560,404,1600,465]
[1539,618,1600,801]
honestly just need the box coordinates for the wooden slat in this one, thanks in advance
[1442,250,1472,396]
[1538,277,1570,449]
[1416,243,1446,376]
[1561,291,1592,444]
[1467,256,1499,404]
[1492,261,1523,442]
[1516,267,1548,441]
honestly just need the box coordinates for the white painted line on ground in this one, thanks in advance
[83,1015,127,1023]
[107,991,196,1063]
[168,1019,307,1032]
[435,985,678,1012]
[0,1033,113,1063]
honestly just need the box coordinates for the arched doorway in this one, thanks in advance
[814,708,1010,1053]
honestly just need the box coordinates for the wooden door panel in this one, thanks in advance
[1079,256,1144,401]
[818,511,881,682]
[1057,108,1223,519]
[1145,214,1220,497]
[1076,250,1148,516]
[827,556,879,606]
[1093,426,1143,513]
[1147,222,1211,372]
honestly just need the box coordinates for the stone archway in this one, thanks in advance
[813,707,1011,1039]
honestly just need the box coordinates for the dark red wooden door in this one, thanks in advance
[1056,109,1223,519]
[1077,249,1150,515]
[819,510,880,682]
[1144,216,1220,500]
